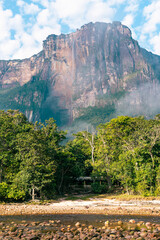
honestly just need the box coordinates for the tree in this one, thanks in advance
[15,119,64,200]
[95,116,160,195]
[0,110,30,183]
[95,116,139,189]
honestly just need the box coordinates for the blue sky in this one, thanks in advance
[0,0,160,60]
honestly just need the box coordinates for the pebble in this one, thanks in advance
[105,220,109,226]
[0,219,159,239]
[75,222,81,227]
[118,220,123,225]
[140,232,148,238]
[129,219,136,224]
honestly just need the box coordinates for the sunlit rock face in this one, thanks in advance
[0,21,160,125]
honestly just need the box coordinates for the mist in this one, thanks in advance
[115,83,160,118]
[62,121,95,143]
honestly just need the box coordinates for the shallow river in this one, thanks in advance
[1,214,160,226]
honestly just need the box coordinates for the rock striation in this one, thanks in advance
[0,21,160,125]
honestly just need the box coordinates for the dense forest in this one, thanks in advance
[0,110,160,201]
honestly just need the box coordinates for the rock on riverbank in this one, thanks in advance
[0,219,160,239]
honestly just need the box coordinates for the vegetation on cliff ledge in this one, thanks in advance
[0,110,160,201]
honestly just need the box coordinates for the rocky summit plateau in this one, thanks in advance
[0,21,160,126]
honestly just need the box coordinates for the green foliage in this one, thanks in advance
[155,186,160,196]
[0,182,9,200]
[73,104,115,127]
[91,182,107,194]
[0,109,160,200]
[0,76,49,123]
[95,116,160,195]
[0,110,67,200]
[7,187,26,201]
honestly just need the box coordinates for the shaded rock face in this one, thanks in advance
[0,21,160,125]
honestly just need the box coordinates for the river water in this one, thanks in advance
[1,214,160,226]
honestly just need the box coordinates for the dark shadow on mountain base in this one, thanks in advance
[40,95,70,127]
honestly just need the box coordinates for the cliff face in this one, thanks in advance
[0,21,160,125]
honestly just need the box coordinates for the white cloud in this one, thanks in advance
[150,33,160,55]
[109,0,126,6]
[0,0,3,7]
[12,33,40,59]
[125,0,139,13]
[137,0,160,55]
[0,39,20,59]
[122,14,137,39]
[120,0,140,40]
[32,24,60,43]
[54,0,115,29]
[54,0,91,29]
[17,0,40,15]
[10,14,24,34]
[143,1,160,34]
[55,0,87,19]
[122,14,134,28]
[0,6,22,59]
[0,0,61,59]
[24,3,40,15]
[0,8,12,41]
[36,6,59,29]
[0,3,26,59]
[86,2,115,23]
[32,0,49,8]
[12,0,61,59]
[37,9,50,26]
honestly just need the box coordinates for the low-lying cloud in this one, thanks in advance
[116,83,160,118]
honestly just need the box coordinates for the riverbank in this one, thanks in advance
[1,195,160,216]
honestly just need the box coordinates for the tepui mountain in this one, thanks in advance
[0,21,160,126]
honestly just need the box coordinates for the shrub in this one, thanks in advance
[0,182,9,200]
[154,185,160,196]
[7,186,26,201]
[91,182,107,194]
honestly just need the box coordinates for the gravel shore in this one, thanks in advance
[0,198,160,216]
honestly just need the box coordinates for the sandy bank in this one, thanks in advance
[0,198,160,216]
